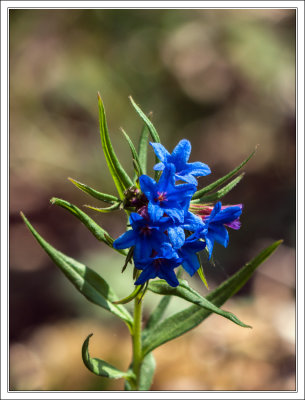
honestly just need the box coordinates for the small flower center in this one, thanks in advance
[155,191,167,203]
[139,225,152,236]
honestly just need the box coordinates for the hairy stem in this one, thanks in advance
[130,294,143,390]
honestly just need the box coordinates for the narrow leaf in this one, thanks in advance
[191,173,244,204]
[68,177,119,204]
[121,128,143,177]
[84,203,121,213]
[192,147,257,200]
[98,93,133,198]
[148,279,250,328]
[138,121,150,175]
[145,296,171,330]
[139,352,156,390]
[82,334,133,379]
[21,212,133,329]
[142,240,282,355]
[129,96,161,144]
[50,197,114,246]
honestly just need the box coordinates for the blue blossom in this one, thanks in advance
[139,163,196,223]
[165,210,204,249]
[151,139,211,185]
[134,243,182,287]
[197,202,243,258]
[113,212,170,260]
[178,234,206,276]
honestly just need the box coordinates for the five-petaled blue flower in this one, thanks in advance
[196,202,243,258]
[151,139,211,185]
[139,163,196,223]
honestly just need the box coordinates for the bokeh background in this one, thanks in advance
[9,8,296,391]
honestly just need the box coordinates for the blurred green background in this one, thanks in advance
[10,9,296,391]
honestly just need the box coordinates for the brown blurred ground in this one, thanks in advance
[9,8,296,391]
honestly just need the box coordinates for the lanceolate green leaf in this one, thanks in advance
[145,295,172,330]
[84,203,121,213]
[68,177,119,204]
[21,212,133,330]
[138,122,150,175]
[50,197,114,246]
[192,147,257,200]
[142,240,282,356]
[129,96,161,144]
[148,279,250,329]
[139,352,156,390]
[82,334,134,379]
[191,173,244,204]
[121,128,143,177]
[98,93,133,198]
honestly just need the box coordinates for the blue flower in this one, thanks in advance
[134,243,182,287]
[113,212,170,260]
[139,163,196,223]
[165,210,204,249]
[150,139,211,185]
[178,234,206,276]
[197,201,243,258]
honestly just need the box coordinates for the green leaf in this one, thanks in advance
[82,334,134,379]
[192,147,257,200]
[138,122,150,175]
[145,295,171,330]
[139,352,156,390]
[50,197,114,246]
[68,177,120,204]
[129,96,160,144]
[191,173,244,204]
[98,93,133,198]
[84,203,121,213]
[121,128,143,178]
[21,212,133,329]
[142,240,282,356]
[148,279,250,328]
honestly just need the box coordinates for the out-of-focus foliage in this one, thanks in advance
[10,9,295,391]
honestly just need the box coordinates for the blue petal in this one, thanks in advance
[181,253,200,276]
[171,139,191,165]
[159,267,179,287]
[205,237,214,259]
[209,225,229,247]
[184,161,211,177]
[139,175,156,199]
[153,162,165,171]
[168,226,185,249]
[148,202,164,222]
[158,163,176,191]
[135,267,157,285]
[213,206,242,224]
[175,173,198,185]
[113,230,136,249]
[150,142,170,162]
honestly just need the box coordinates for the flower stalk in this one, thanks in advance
[130,294,143,390]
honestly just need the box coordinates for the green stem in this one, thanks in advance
[130,294,143,390]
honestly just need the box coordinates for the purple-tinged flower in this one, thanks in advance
[113,212,170,260]
[139,164,196,223]
[178,234,206,276]
[195,202,243,258]
[190,203,243,230]
[150,139,211,185]
[134,243,182,287]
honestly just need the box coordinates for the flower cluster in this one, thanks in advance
[113,139,242,287]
